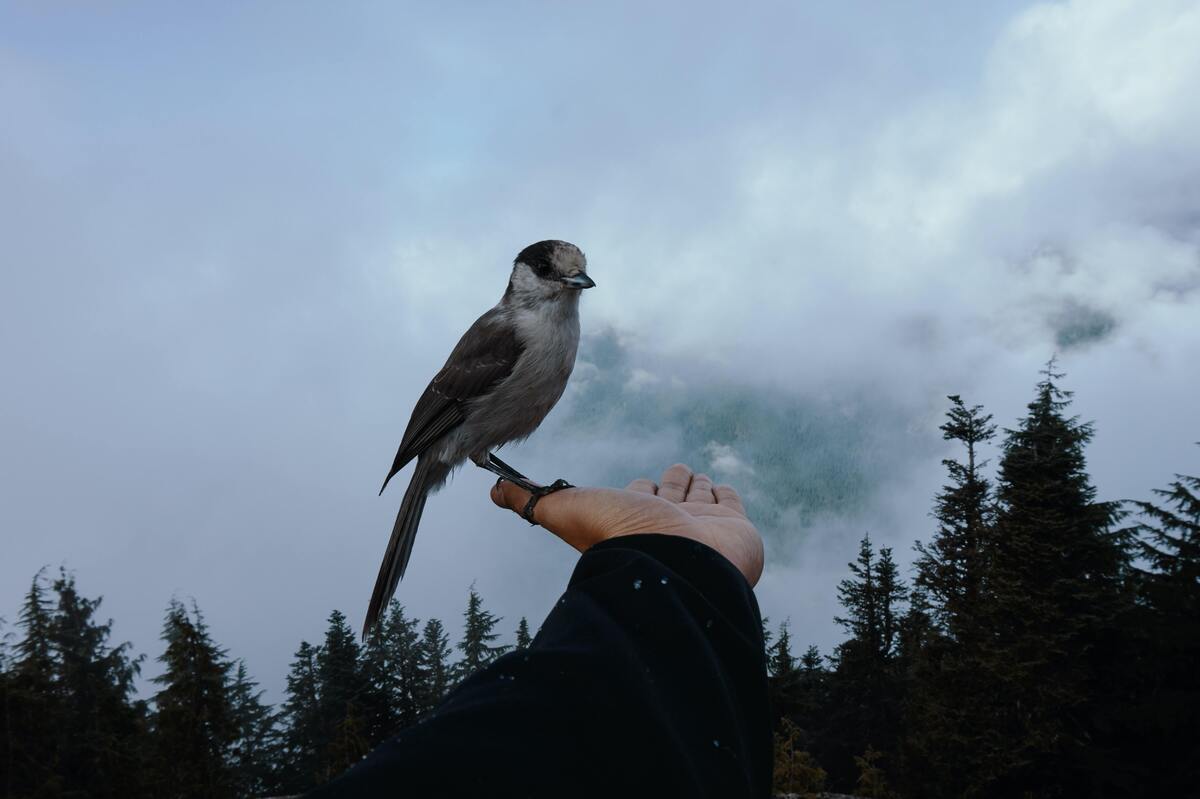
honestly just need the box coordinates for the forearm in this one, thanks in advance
[308,534,772,799]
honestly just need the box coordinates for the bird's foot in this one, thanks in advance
[474,453,573,525]
[519,479,574,525]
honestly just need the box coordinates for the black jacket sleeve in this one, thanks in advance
[308,533,772,798]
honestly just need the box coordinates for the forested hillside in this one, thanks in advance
[2,365,1195,797]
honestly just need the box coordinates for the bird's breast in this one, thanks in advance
[461,306,580,452]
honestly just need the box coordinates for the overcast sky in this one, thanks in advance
[2,0,1198,700]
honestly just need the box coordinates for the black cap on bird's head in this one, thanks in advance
[513,240,595,291]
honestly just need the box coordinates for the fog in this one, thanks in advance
[2,0,1197,698]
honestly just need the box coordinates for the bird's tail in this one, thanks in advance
[363,456,445,638]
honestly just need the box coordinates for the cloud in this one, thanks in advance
[704,442,756,478]
[1,0,1198,697]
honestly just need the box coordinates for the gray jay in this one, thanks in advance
[366,240,595,636]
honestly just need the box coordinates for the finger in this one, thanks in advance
[713,483,746,515]
[626,478,658,495]
[489,479,590,548]
[685,473,715,504]
[491,478,533,515]
[657,463,694,504]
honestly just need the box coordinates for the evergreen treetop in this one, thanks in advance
[915,395,996,639]
[417,617,453,714]
[456,585,508,680]
[150,599,238,797]
[515,617,533,649]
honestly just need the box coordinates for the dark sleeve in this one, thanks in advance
[308,534,772,799]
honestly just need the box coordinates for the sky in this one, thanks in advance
[2,0,1198,701]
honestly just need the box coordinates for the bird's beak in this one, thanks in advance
[560,273,596,290]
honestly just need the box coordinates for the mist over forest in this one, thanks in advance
[3,0,1199,796]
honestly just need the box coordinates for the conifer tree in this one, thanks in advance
[278,641,323,791]
[980,361,1128,795]
[359,616,398,746]
[455,586,508,681]
[227,660,280,798]
[1123,459,1200,792]
[359,601,422,743]
[915,395,996,638]
[905,395,998,797]
[515,617,533,649]
[835,537,905,662]
[794,645,828,726]
[772,717,827,797]
[150,599,238,797]
[316,610,370,782]
[854,746,898,799]
[766,621,800,727]
[384,603,422,729]
[1132,460,1200,597]
[825,536,906,790]
[41,570,149,797]
[799,644,822,674]
[416,618,452,713]
[4,572,63,797]
[874,548,904,660]
[767,621,796,679]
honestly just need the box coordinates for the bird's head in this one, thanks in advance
[505,240,595,307]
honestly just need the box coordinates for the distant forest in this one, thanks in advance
[1,363,1196,797]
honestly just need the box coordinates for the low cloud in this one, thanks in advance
[2,0,1198,697]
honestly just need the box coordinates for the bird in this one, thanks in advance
[365,240,595,636]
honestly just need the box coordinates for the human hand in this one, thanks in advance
[490,463,764,587]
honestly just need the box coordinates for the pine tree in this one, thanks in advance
[4,571,63,797]
[905,395,998,797]
[150,599,238,798]
[768,621,796,679]
[384,603,422,730]
[799,645,822,675]
[824,535,906,790]
[773,717,827,797]
[979,361,1129,795]
[455,586,508,681]
[360,601,422,744]
[278,641,323,792]
[792,644,828,737]
[1123,458,1200,792]
[416,618,452,714]
[875,548,905,661]
[316,610,370,782]
[767,621,800,727]
[515,617,533,649]
[359,618,398,747]
[915,395,996,638]
[44,570,149,797]
[854,745,899,799]
[835,537,906,663]
[795,644,828,727]
[1132,459,1200,596]
[227,660,280,798]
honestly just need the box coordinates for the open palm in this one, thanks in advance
[491,463,764,587]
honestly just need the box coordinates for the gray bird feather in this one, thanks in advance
[365,240,593,636]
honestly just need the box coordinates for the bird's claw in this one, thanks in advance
[521,479,574,525]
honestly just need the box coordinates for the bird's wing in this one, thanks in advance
[379,308,524,493]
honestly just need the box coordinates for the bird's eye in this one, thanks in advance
[532,262,554,279]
